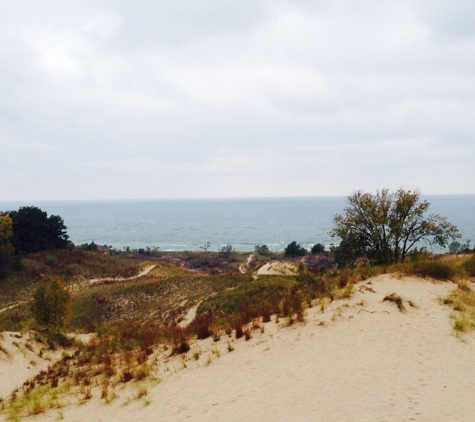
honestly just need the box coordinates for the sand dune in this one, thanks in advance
[0,332,63,399]
[255,261,299,277]
[2,274,475,421]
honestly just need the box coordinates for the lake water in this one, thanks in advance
[0,196,474,252]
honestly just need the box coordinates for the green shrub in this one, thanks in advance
[254,244,270,256]
[81,241,98,251]
[284,241,307,257]
[30,277,72,331]
[311,243,325,254]
[137,246,160,257]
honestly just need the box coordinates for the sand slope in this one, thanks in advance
[2,274,475,421]
[0,332,63,399]
[255,261,299,277]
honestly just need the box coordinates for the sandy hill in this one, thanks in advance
[1,274,475,422]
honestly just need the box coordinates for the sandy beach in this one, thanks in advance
[1,274,474,421]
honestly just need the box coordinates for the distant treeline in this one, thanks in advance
[0,206,69,277]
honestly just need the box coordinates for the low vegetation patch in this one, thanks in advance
[383,293,406,312]
[194,267,362,335]
[0,249,145,314]
[388,254,473,282]
[0,320,194,420]
[441,282,475,334]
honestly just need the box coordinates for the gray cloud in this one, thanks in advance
[0,0,474,200]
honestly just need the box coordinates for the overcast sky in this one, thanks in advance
[1,0,474,200]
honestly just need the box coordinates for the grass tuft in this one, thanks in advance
[135,385,147,399]
[442,282,475,334]
[383,293,406,312]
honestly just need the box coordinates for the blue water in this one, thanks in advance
[0,196,473,252]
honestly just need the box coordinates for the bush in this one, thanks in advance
[254,244,270,256]
[137,246,160,257]
[284,241,307,257]
[81,241,98,251]
[218,245,234,259]
[30,277,72,331]
[311,243,325,254]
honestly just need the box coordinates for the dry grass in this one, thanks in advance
[441,282,475,334]
[390,254,473,282]
[0,319,197,420]
[68,270,246,332]
[135,385,148,399]
[192,267,373,337]
[0,249,144,309]
[383,293,406,312]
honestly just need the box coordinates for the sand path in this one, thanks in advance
[74,264,156,289]
[239,254,254,274]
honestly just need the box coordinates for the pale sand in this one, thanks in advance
[255,261,299,277]
[2,274,475,421]
[0,332,63,399]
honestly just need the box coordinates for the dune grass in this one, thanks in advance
[68,270,247,331]
[0,259,247,333]
[389,254,474,282]
[383,293,406,312]
[0,249,145,309]
[0,321,195,420]
[441,281,475,334]
[193,267,361,336]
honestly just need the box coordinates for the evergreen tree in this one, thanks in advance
[8,206,69,254]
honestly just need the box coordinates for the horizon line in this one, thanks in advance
[1,193,475,203]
